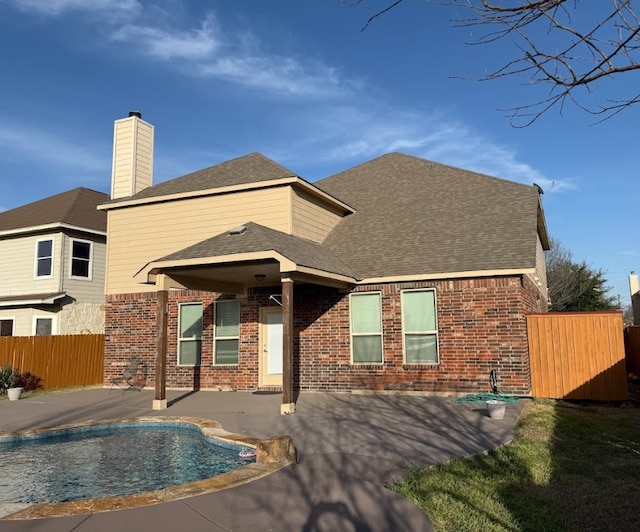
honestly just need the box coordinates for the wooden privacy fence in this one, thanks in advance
[527,312,627,401]
[0,334,104,390]
[624,326,640,375]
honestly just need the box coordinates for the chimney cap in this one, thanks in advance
[128,110,142,119]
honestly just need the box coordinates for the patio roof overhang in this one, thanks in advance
[134,250,357,293]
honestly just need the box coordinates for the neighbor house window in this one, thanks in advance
[402,289,439,364]
[0,318,14,336]
[350,292,383,363]
[178,303,202,366]
[214,300,240,365]
[70,239,92,279]
[34,317,53,336]
[35,239,53,277]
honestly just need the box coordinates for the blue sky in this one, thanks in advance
[1,0,638,305]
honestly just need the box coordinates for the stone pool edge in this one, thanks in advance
[0,416,296,520]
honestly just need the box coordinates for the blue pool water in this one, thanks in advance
[0,422,255,503]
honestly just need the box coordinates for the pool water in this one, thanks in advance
[0,423,254,503]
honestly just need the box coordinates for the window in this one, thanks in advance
[402,289,439,364]
[178,303,202,366]
[35,239,53,277]
[70,239,92,278]
[34,317,53,336]
[214,300,240,365]
[350,292,383,363]
[0,319,14,336]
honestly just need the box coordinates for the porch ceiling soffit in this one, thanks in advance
[134,222,358,291]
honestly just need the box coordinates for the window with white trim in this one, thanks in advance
[178,303,202,366]
[402,289,439,364]
[0,318,14,336]
[214,300,240,365]
[70,239,92,279]
[350,292,383,363]
[35,239,53,277]
[34,317,53,336]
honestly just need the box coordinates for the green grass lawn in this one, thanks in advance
[393,399,640,532]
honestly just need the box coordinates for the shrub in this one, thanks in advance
[0,365,43,394]
[0,364,17,394]
[15,371,43,392]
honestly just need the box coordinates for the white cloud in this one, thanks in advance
[273,106,576,192]
[0,124,108,174]
[110,12,345,98]
[199,56,343,98]
[10,0,141,17]
[7,0,347,98]
[111,14,220,61]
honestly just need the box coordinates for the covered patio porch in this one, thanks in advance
[133,223,357,414]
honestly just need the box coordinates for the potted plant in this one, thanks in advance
[0,364,22,400]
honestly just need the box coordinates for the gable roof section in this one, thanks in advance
[317,152,544,280]
[0,187,108,235]
[141,222,358,280]
[107,152,297,204]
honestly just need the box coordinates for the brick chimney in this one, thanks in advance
[110,111,154,199]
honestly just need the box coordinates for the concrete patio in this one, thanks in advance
[0,389,525,531]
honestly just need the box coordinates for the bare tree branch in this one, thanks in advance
[341,0,640,126]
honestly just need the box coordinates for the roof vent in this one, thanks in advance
[228,225,247,236]
[128,110,142,118]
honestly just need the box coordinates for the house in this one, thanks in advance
[100,112,549,413]
[0,187,108,336]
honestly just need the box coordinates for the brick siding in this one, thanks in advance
[104,275,544,395]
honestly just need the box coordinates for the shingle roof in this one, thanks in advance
[110,152,297,203]
[316,152,541,279]
[0,188,108,233]
[156,222,358,279]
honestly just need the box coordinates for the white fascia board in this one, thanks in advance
[0,223,106,238]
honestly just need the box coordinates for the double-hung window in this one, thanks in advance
[402,289,439,364]
[35,239,53,277]
[350,292,383,363]
[34,317,53,336]
[0,318,14,336]
[214,300,240,365]
[70,239,92,279]
[178,303,202,366]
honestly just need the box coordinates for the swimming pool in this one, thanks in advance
[0,417,294,520]
[0,420,254,503]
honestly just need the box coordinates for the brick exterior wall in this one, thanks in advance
[104,275,544,396]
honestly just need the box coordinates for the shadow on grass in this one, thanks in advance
[395,400,640,532]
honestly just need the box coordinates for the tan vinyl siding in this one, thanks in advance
[106,187,291,294]
[291,188,344,243]
[61,235,107,304]
[111,116,154,199]
[0,233,62,296]
[0,308,57,336]
[534,235,548,297]
[112,121,134,199]
[133,120,153,192]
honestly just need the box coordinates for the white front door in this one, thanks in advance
[260,307,283,387]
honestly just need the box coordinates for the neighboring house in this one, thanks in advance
[100,112,549,413]
[0,188,108,336]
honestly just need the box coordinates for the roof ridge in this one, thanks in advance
[62,188,85,224]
